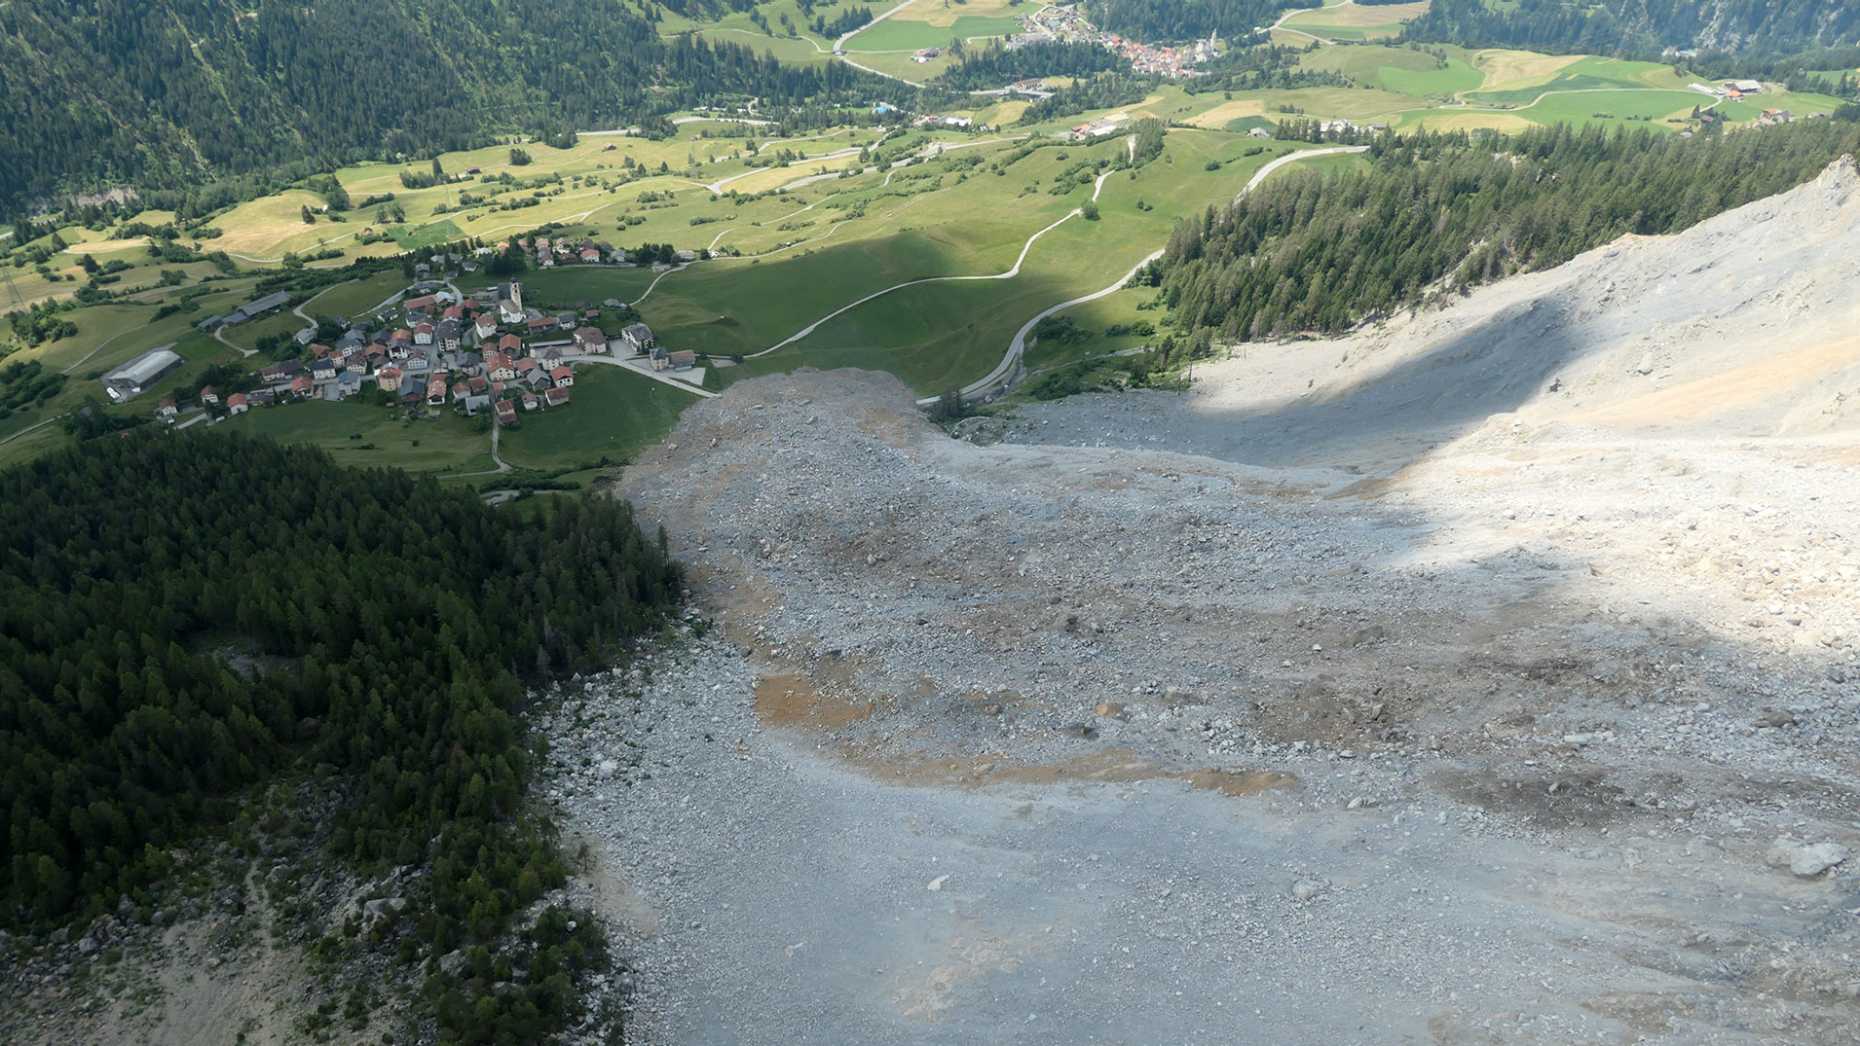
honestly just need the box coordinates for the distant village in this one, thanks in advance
[104,242,708,429]
[1009,4,1220,79]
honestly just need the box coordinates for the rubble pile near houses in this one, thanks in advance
[532,160,1860,1044]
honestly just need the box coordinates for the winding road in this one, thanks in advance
[748,138,1133,362]
[909,145,1370,406]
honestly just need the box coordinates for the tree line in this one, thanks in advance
[1087,0,1317,43]
[0,0,914,218]
[0,431,683,1039]
[934,40,1128,91]
[1156,116,1860,342]
[1401,0,1860,57]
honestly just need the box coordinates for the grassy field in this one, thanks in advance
[1392,108,1537,132]
[196,125,843,266]
[1301,44,1484,97]
[496,365,692,470]
[305,271,417,321]
[518,267,661,308]
[1463,55,1691,104]
[0,281,258,451]
[701,133,1315,395]
[848,14,1024,52]
[1019,285,1159,374]
[1280,0,1428,41]
[0,417,70,471]
[220,310,306,353]
[221,398,495,475]
[691,28,834,67]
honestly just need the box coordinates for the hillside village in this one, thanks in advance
[1011,3,1221,79]
[113,235,712,431]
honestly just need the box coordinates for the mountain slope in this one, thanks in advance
[0,0,892,215]
[1055,154,1860,470]
[1405,0,1860,55]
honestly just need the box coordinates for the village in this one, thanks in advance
[1008,3,1220,79]
[108,256,705,432]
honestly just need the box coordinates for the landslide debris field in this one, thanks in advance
[544,160,1860,1044]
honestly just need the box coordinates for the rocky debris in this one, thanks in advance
[587,162,1860,1039]
[361,896,406,931]
[949,415,1009,445]
[1766,837,1851,879]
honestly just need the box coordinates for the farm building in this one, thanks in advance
[223,291,291,325]
[102,346,183,402]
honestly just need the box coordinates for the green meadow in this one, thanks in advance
[497,365,691,470]
[846,14,1025,52]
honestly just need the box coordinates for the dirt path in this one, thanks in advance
[212,323,257,359]
[58,324,144,375]
[0,413,66,446]
[913,144,1370,405]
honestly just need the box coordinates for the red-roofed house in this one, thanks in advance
[494,398,517,425]
[475,315,498,340]
[376,365,402,392]
[521,391,540,411]
[403,294,437,313]
[498,333,522,355]
[544,386,571,408]
[414,322,434,346]
[226,392,249,415]
[289,374,313,398]
[426,376,448,406]
[199,386,220,406]
[550,366,573,387]
[486,353,515,382]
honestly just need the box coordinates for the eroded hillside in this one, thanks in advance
[538,159,1860,1044]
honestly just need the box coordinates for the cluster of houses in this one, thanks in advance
[1069,118,1125,142]
[1013,5,1218,79]
[167,281,671,428]
[504,235,625,271]
[1692,79,1767,102]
